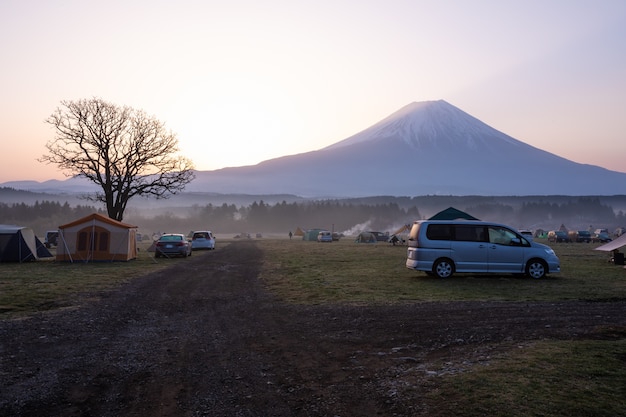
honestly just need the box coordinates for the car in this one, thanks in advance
[317,231,332,242]
[155,233,192,258]
[44,230,59,248]
[367,231,390,242]
[406,220,560,279]
[592,232,612,243]
[190,231,215,250]
[575,230,592,243]
[547,230,570,243]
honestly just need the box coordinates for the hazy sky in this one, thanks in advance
[1,0,625,183]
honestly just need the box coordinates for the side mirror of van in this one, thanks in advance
[510,237,522,246]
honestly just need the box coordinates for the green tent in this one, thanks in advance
[428,207,479,221]
[302,229,324,241]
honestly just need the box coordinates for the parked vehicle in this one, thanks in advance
[367,231,390,242]
[190,231,215,250]
[155,233,192,258]
[405,220,560,279]
[317,231,333,242]
[592,231,612,243]
[547,230,570,243]
[44,230,59,248]
[574,230,592,243]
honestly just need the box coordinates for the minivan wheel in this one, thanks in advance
[526,259,547,279]
[433,259,454,278]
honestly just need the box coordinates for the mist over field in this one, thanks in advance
[2,187,625,240]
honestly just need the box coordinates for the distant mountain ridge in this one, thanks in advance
[3,100,626,197]
[185,100,626,196]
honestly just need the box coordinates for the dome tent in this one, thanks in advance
[428,207,479,221]
[355,231,377,243]
[0,224,53,262]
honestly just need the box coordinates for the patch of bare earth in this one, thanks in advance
[1,240,625,416]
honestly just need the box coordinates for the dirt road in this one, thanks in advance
[1,240,625,416]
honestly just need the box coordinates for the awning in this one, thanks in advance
[594,233,626,252]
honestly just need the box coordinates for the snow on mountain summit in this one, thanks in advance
[325,100,525,153]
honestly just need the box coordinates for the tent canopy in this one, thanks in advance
[393,224,411,235]
[428,207,479,221]
[594,233,626,252]
[355,231,377,243]
[302,228,324,241]
[0,224,52,262]
[57,213,138,262]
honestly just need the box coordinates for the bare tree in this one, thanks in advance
[41,98,195,221]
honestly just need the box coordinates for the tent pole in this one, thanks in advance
[59,229,73,263]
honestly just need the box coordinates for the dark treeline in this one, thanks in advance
[1,196,624,237]
[0,201,105,235]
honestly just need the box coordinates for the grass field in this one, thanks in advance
[258,237,626,304]
[2,238,625,315]
[2,236,625,416]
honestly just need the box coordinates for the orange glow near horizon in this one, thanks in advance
[1,1,625,183]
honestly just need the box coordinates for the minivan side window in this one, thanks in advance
[455,225,486,242]
[426,224,453,240]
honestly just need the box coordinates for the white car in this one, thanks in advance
[191,231,216,250]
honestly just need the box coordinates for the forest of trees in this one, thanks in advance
[1,194,625,238]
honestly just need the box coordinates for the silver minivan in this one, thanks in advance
[405,220,560,279]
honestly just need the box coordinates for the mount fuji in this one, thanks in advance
[188,100,626,196]
[3,100,625,197]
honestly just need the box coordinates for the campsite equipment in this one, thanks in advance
[355,231,377,243]
[428,207,479,221]
[595,233,626,265]
[302,229,324,241]
[56,213,138,262]
[0,225,53,262]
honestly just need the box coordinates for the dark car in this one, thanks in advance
[548,230,570,243]
[575,230,592,243]
[44,230,59,248]
[592,232,612,243]
[367,231,390,242]
[155,233,192,258]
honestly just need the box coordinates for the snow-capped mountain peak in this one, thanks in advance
[325,100,523,153]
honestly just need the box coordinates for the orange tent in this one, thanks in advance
[57,213,138,262]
